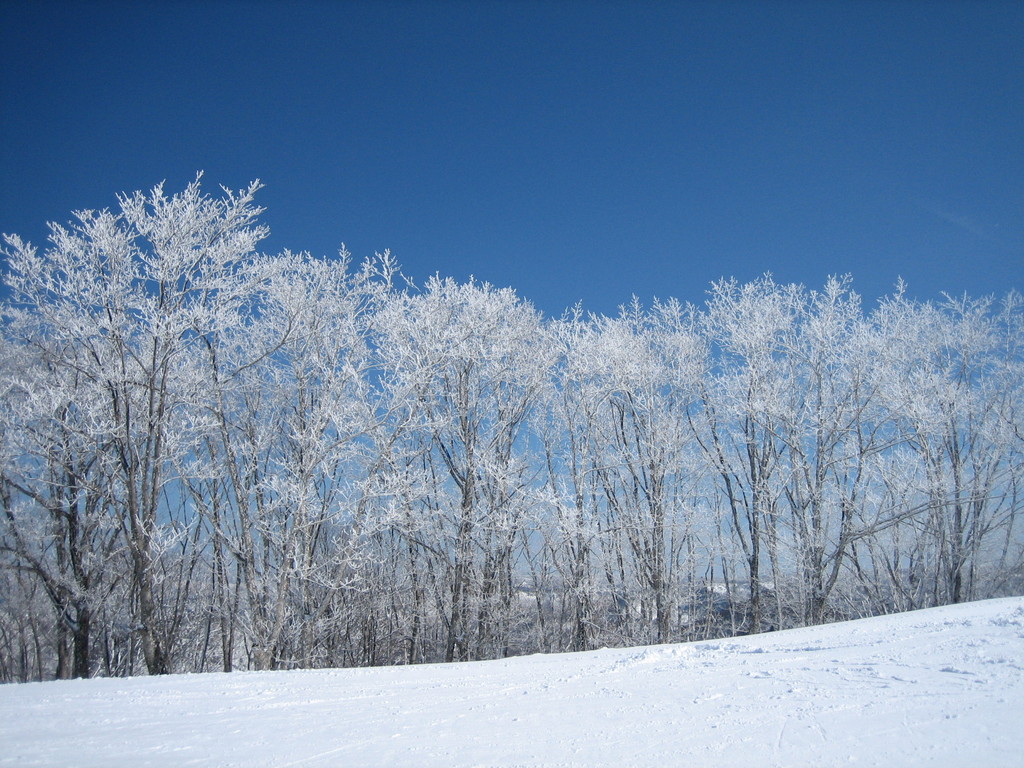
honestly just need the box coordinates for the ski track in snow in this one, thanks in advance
[2,597,1023,767]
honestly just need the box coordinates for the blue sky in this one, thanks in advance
[2,0,1021,318]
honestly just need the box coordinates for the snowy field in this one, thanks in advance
[2,597,1022,767]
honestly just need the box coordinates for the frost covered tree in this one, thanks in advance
[539,310,609,651]
[765,278,888,625]
[199,250,393,670]
[0,335,123,678]
[2,175,270,674]
[375,278,553,661]
[578,300,703,643]
[868,288,1024,607]
[693,277,799,633]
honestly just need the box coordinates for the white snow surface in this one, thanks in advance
[2,597,1023,767]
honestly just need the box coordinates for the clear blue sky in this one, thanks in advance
[2,0,1021,318]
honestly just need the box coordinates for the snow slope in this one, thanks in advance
[2,597,1022,767]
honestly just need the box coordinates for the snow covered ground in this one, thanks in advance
[2,597,1022,767]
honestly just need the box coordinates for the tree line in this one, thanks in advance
[2,178,1021,681]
